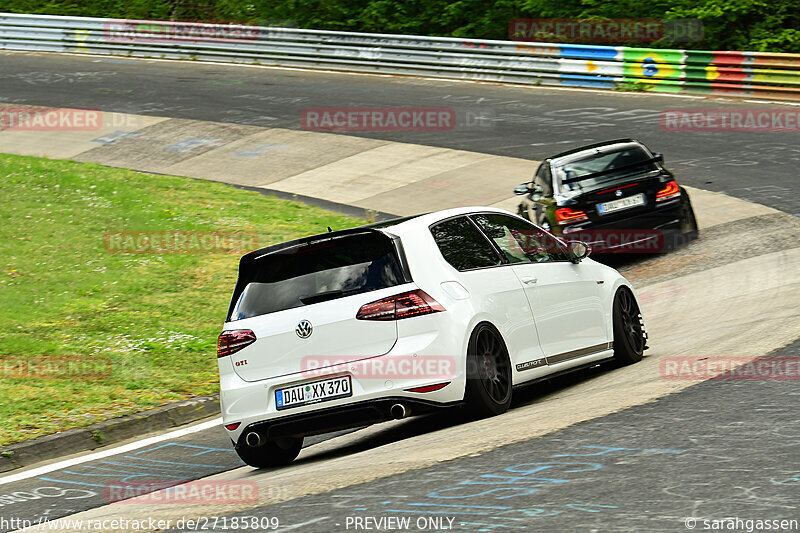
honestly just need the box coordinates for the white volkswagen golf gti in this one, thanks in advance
[217,207,647,467]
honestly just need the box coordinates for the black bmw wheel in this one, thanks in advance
[612,288,646,365]
[465,324,512,417]
[681,193,698,234]
[673,188,699,250]
[235,436,303,468]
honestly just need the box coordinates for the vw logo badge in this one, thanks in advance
[615,189,623,197]
[296,320,313,339]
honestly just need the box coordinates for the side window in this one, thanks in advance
[472,213,570,264]
[534,163,553,196]
[541,164,554,196]
[430,217,502,271]
[532,164,544,191]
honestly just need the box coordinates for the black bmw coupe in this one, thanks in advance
[514,139,698,253]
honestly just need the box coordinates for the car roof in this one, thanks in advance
[375,206,514,233]
[548,138,644,162]
[241,206,515,262]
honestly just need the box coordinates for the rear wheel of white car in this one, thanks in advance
[236,436,303,468]
[465,324,512,417]
[613,288,646,365]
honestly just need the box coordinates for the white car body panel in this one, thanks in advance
[511,261,608,361]
[452,268,549,377]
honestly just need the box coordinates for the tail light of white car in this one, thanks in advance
[217,329,257,358]
[356,289,445,321]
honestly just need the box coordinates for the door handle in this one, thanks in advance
[521,277,538,284]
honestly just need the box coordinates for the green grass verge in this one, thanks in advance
[0,154,364,446]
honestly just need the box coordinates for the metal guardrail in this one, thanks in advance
[2,13,799,101]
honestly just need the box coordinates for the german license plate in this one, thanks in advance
[275,375,352,410]
[597,193,646,214]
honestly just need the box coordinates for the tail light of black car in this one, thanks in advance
[356,289,445,321]
[555,207,589,225]
[656,180,681,203]
[217,329,257,358]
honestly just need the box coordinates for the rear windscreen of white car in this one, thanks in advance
[227,232,407,321]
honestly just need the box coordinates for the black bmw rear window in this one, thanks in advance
[555,146,658,193]
[228,232,406,321]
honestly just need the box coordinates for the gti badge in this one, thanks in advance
[615,189,623,197]
[296,320,313,339]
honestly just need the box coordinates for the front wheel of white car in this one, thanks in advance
[236,436,303,468]
[465,324,512,417]
[612,288,646,365]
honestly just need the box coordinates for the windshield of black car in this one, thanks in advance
[554,147,658,193]
[228,232,405,320]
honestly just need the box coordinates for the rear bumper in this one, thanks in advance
[218,315,467,445]
[560,201,684,252]
[236,397,460,447]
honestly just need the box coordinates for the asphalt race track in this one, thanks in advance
[1,50,799,533]
[1,52,799,215]
[179,339,800,533]
[0,431,357,532]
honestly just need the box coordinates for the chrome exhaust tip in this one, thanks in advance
[245,431,264,448]
[390,403,409,420]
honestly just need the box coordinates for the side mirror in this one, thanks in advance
[530,184,544,201]
[569,241,591,263]
[514,183,531,195]
[652,152,664,163]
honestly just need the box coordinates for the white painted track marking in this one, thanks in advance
[0,417,222,486]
